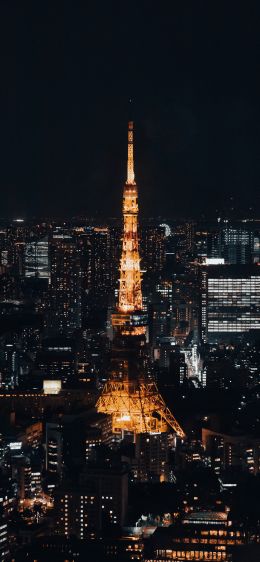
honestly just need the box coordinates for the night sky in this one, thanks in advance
[1,2,260,219]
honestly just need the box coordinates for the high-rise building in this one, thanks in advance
[90,227,112,304]
[202,428,260,476]
[148,280,173,347]
[207,223,255,265]
[173,221,195,259]
[253,230,260,263]
[221,227,254,264]
[1,340,19,389]
[18,460,32,500]
[45,422,63,478]
[149,300,172,347]
[25,236,50,279]
[0,500,8,561]
[200,265,260,343]
[172,270,196,342]
[135,432,170,482]
[49,235,82,335]
[140,224,166,277]
[78,225,120,319]
[169,347,188,386]
[55,457,128,536]
[35,337,77,385]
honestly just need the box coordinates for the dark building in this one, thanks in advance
[221,227,254,265]
[207,223,256,265]
[173,221,195,260]
[202,427,260,476]
[55,457,129,536]
[45,415,87,480]
[78,225,120,319]
[172,270,196,342]
[135,432,170,482]
[49,235,82,335]
[35,336,77,386]
[0,499,8,562]
[149,300,172,347]
[143,511,246,561]
[169,347,188,386]
[88,226,119,307]
[45,422,63,478]
[140,224,166,277]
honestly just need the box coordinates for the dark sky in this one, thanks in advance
[0,2,260,219]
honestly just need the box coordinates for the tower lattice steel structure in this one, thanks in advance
[96,122,185,438]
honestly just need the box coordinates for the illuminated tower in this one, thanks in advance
[111,121,145,335]
[118,121,142,313]
[96,122,184,438]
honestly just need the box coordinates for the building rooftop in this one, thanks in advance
[182,510,228,524]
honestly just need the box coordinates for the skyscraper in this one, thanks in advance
[55,458,128,536]
[49,235,82,335]
[207,223,255,265]
[140,223,166,278]
[200,264,260,343]
[222,226,254,264]
[25,236,50,279]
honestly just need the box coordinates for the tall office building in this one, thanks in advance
[200,265,260,343]
[25,236,50,279]
[55,459,128,536]
[78,225,120,317]
[135,432,169,482]
[221,227,254,264]
[91,227,111,302]
[253,230,260,263]
[173,221,195,258]
[148,280,173,347]
[202,428,260,476]
[149,300,172,347]
[207,223,255,265]
[172,271,195,341]
[140,224,166,276]
[0,500,8,561]
[169,347,188,386]
[49,235,82,335]
[45,422,63,477]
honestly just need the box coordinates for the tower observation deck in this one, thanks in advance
[96,122,185,438]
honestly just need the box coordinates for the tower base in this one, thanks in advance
[96,379,185,438]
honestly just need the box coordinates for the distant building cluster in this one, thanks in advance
[0,124,260,561]
[0,215,259,560]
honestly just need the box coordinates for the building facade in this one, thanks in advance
[49,236,82,335]
[200,265,260,343]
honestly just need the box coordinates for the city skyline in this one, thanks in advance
[0,4,260,561]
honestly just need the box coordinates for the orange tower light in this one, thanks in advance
[96,122,185,438]
[111,121,145,336]
[118,121,142,314]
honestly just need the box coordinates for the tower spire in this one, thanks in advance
[118,120,142,317]
[96,121,185,440]
[127,121,135,184]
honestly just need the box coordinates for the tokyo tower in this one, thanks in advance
[96,121,185,439]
